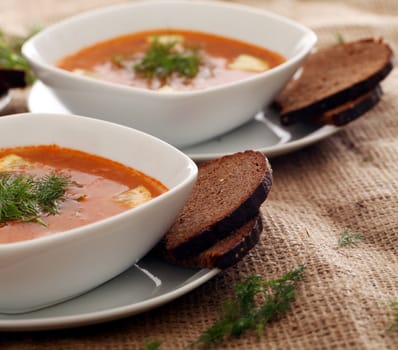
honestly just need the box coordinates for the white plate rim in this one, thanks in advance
[0,266,219,332]
[27,81,340,161]
[189,124,339,161]
[5,81,338,331]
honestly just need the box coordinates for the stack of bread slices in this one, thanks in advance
[274,38,394,126]
[156,150,272,269]
[0,69,26,97]
[156,38,394,270]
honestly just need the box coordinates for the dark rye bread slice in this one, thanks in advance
[157,150,272,260]
[160,214,263,269]
[0,80,8,97]
[274,38,394,125]
[312,84,383,126]
[0,69,27,97]
[0,69,26,88]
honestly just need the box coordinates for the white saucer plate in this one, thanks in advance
[28,82,339,162]
[0,254,219,332]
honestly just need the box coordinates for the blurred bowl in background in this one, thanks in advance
[22,0,316,147]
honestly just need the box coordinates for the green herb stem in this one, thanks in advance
[196,265,305,348]
[389,301,398,331]
[134,38,201,81]
[141,339,162,350]
[0,172,70,225]
[337,228,364,248]
[335,32,346,44]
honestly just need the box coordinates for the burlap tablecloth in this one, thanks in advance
[0,0,397,349]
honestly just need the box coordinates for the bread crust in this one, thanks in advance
[274,38,394,125]
[209,214,263,269]
[170,170,271,259]
[157,151,272,260]
[161,214,263,269]
[313,85,383,126]
[0,69,27,97]
[0,81,8,97]
[0,69,26,88]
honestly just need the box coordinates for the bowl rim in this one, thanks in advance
[22,0,317,98]
[0,112,198,251]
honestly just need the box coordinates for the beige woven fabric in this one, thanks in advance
[0,1,397,349]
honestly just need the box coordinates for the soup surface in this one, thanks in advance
[0,145,167,244]
[57,29,286,91]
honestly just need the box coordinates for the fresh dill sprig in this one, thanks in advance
[337,228,364,248]
[361,154,374,163]
[335,32,346,44]
[134,38,201,81]
[141,339,162,350]
[196,265,305,348]
[0,32,29,70]
[35,173,71,214]
[0,171,70,225]
[389,301,398,331]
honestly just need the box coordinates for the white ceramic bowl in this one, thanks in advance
[22,0,316,148]
[0,113,197,314]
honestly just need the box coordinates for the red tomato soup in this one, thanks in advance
[57,29,286,91]
[0,145,168,244]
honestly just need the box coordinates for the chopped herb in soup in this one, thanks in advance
[0,145,167,244]
[57,29,286,91]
